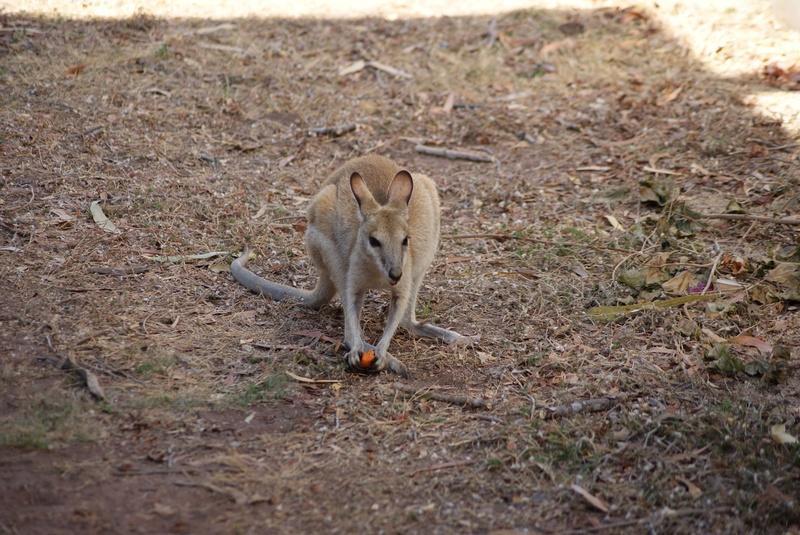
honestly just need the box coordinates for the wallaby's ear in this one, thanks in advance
[350,172,378,214]
[388,170,413,208]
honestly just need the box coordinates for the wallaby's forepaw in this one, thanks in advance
[343,342,409,377]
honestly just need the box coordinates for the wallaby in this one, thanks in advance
[231,155,471,375]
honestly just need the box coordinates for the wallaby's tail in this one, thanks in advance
[231,248,329,307]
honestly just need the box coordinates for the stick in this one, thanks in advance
[367,60,412,79]
[88,265,149,276]
[702,253,722,294]
[309,124,356,137]
[444,233,637,255]
[392,383,488,409]
[285,371,341,384]
[696,213,800,225]
[414,145,494,163]
[542,395,625,419]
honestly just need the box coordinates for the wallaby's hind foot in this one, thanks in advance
[404,321,480,346]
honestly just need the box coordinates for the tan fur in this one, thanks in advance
[231,155,471,375]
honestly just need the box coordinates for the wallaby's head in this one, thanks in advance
[350,170,413,286]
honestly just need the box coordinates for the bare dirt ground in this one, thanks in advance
[1,1,799,533]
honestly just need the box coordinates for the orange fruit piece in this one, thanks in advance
[360,350,376,369]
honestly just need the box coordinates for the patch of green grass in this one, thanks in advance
[134,354,177,378]
[235,373,289,405]
[563,226,589,241]
[154,43,169,59]
[126,392,204,411]
[0,398,97,450]
[485,458,504,471]
[416,301,433,319]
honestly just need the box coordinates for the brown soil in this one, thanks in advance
[1,4,799,534]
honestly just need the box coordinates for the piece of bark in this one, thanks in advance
[309,124,356,137]
[542,396,624,419]
[414,144,494,163]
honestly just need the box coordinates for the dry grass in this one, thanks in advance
[1,2,799,533]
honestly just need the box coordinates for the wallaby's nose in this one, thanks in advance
[388,269,402,285]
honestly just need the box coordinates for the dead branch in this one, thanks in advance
[309,124,356,137]
[542,395,625,419]
[444,233,637,254]
[88,265,149,276]
[696,213,800,225]
[392,383,488,409]
[414,145,494,163]
[61,355,105,400]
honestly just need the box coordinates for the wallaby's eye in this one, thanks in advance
[369,236,381,248]
[402,236,409,247]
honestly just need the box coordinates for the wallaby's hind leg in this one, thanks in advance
[402,276,474,345]
[304,231,340,309]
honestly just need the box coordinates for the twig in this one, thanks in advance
[88,265,149,276]
[392,383,488,409]
[542,395,625,419]
[696,213,800,225]
[285,371,341,384]
[415,145,494,163]
[408,459,475,476]
[367,60,412,79]
[444,233,637,255]
[309,124,356,137]
[702,253,722,295]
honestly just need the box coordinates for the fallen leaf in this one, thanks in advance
[571,484,608,513]
[676,477,703,498]
[618,268,645,290]
[572,263,589,279]
[65,63,86,76]
[715,278,744,292]
[61,355,105,400]
[720,253,747,275]
[338,60,366,76]
[657,85,683,106]
[639,178,674,206]
[540,37,575,58]
[701,327,726,344]
[604,214,625,231]
[725,199,746,214]
[770,424,798,445]
[51,208,76,222]
[730,335,773,356]
[662,271,695,295]
[89,201,120,234]
[153,503,176,516]
[476,351,496,365]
